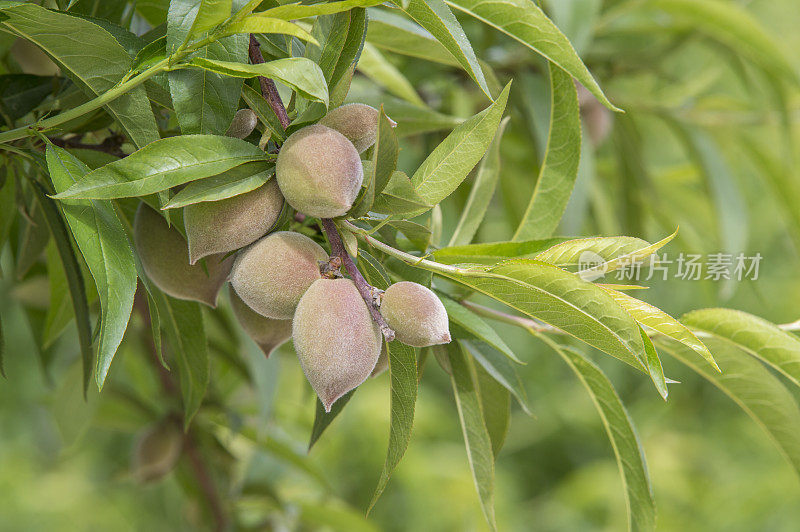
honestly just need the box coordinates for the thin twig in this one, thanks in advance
[321,218,395,341]
[133,287,229,532]
[248,35,290,131]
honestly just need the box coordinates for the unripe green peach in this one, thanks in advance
[293,278,382,411]
[131,421,183,483]
[380,281,451,347]
[318,103,396,153]
[134,204,232,307]
[230,231,328,319]
[226,108,258,139]
[230,290,291,357]
[184,179,284,264]
[371,342,388,377]
[275,124,362,218]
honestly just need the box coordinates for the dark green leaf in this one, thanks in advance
[309,390,354,450]
[163,162,273,209]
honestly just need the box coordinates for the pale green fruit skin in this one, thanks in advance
[230,231,328,319]
[226,108,258,139]
[230,290,291,357]
[318,103,381,153]
[134,204,232,307]
[131,421,183,483]
[371,342,388,377]
[380,281,451,347]
[275,124,362,218]
[293,278,382,411]
[184,179,284,264]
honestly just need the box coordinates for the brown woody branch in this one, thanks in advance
[248,34,291,131]
[133,288,229,532]
[321,218,395,341]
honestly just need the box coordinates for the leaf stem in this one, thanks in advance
[0,58,170,145]
[321,218,395,341]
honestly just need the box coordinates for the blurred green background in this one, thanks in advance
[2,0,800,530]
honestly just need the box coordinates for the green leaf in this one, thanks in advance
[640,326,667,401]
[46,145,137,387]
[411,83,510,210]
[602,288,718,371]
[647,0,798,83]
[370,171,430,215]
[367,340,417,513]
[513,64,581,241]
[445,0,619,111]
[153,292,209,427]
[188,0,233,37]
[356,43,426,107]
[540,336,656,532]
[659,338,800,477]
[222,15,318,43]
[366,9,459,66]
[43,244,73,349]
[463,341,532,415]
[433,238,566,265]
[683,308,800,388]
[0,3,158,147]
[438,261,648,372]
[397,0,492,99]
[449,117,508,246]
[30,183,93,393]
[241,82,287,141]
[188,57,329,106]
[0,74,60,121]
[309,390,354,450]
[534,236,652,268]
[441,297,523,364]
[261,0,384,20]
[168,0,248,135]
[447,342,496,530]
[163,162,272,209]
[53,135,270,200]
[474,361,510,458]
[351,107,399,217]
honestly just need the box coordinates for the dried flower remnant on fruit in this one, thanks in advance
[293,278,382,411]
[226,108,258,139]
[275,124,363,218]
[318,103,396,153]
[380,281,451,347]
[230,231,328,319]
[184,179,284,264]
[134,204,232,307]
[230,290,291,357]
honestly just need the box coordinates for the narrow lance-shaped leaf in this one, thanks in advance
[163,163,273,209]
[46,145,137,388]
[53,135,271,200]
[659,338,800,477]
[437,260,649,373]
[538,335,656,532]
[412,83,510,210]
[152,291,209,427]
[474,361,510,458]
[168,0,248,135]
[463,341,532,416]
[640,326,668,400]
[309,390,355,450]
[448,342,497,531]
[367,340,418,513]
[514,63,581,241]
[449,117,509,246]
[683,308,800,388]
[351,106,399,218]
[188,0,233,37]
[30,183,93,393]
[221,15,318,43]
[602,287,718,371]
[397,0,492,99]
[445,0,619,111]
[441,296,523,364]
[356,43,426,107]
[260,0,384,20]
[0,3,159,148]
[187,57,329,106]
